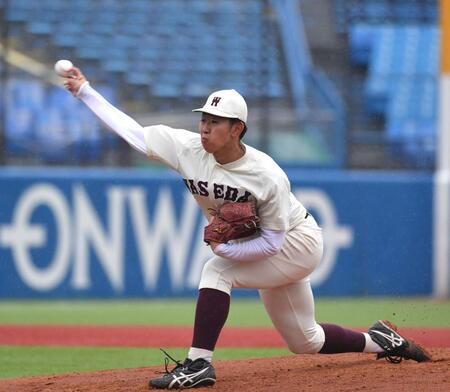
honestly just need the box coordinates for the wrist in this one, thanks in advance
[76,81,90,97]
[212,243,227,254]
[209,241,224,251]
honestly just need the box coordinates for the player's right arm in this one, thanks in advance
[63,67,147,155]
[212,229,286,261]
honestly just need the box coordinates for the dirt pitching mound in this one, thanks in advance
[1,348,449,392]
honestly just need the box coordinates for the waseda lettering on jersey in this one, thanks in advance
[182,179,251,202]
[213,183,225,198]
[224,186,238,201]
[187,179,199,195]
[197,181,208,196]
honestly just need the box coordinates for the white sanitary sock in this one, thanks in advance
[188,347,213,363]
[363,332,384,353]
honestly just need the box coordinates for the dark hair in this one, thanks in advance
[230,118,247,140]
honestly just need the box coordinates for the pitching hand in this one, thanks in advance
[206,214,221,251]
[209,241,220,251]
[63,67,87,96]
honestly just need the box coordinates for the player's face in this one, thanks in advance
[199,113,239,154]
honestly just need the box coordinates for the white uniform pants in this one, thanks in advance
[199,215,326,354]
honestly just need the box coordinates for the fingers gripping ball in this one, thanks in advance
[204,201,261,244]
[54,60,74,76]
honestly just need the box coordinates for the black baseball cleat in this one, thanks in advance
[149,350,216,389]
[368,320,432,364]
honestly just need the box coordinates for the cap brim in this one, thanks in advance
[192,107,238,119]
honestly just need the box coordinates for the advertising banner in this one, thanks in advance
[0,168,432,298]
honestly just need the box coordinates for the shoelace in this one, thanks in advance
[376,351,403,364]
[159,348,184,374]
[385,353,403,364]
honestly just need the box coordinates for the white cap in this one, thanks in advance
[192,89,248,123]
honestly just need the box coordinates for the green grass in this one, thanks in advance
[0,300,198,326]
[0,298,449,327]
[0,298,448,379]
[0,346,290,379]
[314,298,450,328]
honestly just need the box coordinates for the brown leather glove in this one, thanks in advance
[204,201,260,244]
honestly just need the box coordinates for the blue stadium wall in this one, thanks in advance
[0,168,432,298]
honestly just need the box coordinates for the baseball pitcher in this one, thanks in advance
[62,64,431,390]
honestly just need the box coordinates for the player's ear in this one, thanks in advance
[230,119,245,138]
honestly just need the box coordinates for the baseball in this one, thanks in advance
[54,59,73,76]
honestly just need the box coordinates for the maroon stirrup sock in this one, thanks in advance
[319,323,366,353]
[191,288,230,351]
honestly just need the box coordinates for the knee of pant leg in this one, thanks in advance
[287,325,325,354]
[288,340,322,354]
[198,258,232,294]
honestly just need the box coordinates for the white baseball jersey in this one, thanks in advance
[144,125,307,231]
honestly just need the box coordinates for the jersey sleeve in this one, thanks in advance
[257,173,291,231]
[143,125,199,171]
[213,229,286,261]
[77,82,147,155]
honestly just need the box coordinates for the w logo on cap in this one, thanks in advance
[211,97,222,107]
[192,89,247,123]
